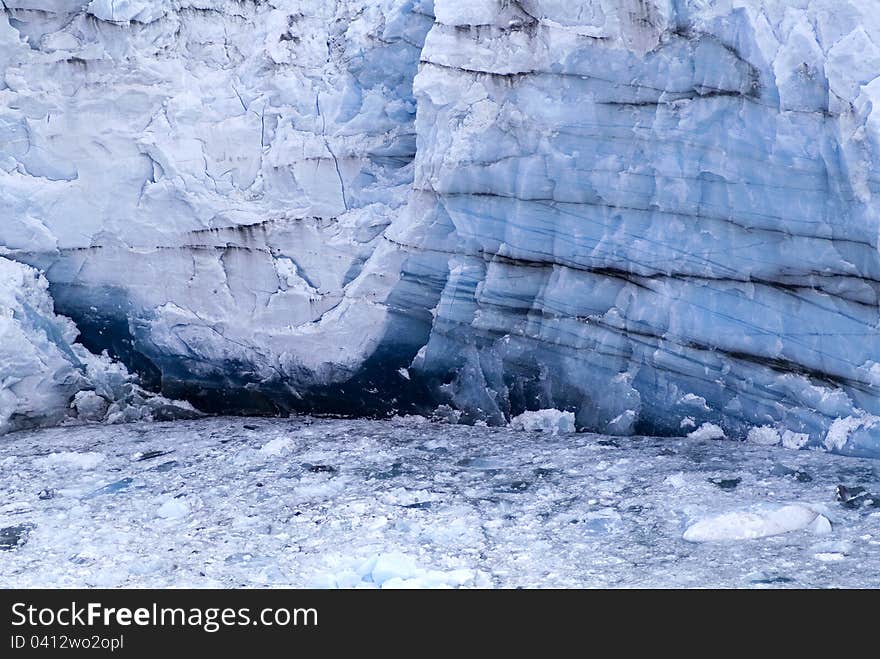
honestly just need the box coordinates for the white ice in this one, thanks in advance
[509,409,576,435]
[683,504,830,542]
[0,257,197,435]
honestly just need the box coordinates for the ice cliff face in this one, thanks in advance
[0,0,435,413]
[3,1,880,456]
[395,0,880,457]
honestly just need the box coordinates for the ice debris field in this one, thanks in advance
[1,415,878,588]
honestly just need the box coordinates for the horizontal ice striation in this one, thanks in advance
[395,0,880,456]
[0,0,434,413]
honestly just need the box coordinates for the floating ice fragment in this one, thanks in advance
[836,485,880,509]
[38,452,105,470]
[748,426,781,446]
[87,478,134,498]
[808,515,833,535]
[321,552,480,589]
[370,552,419,585]
[814,552,845,562]
[683,504,825,542]
[260,438,295,456]
[665,472,688,489]
[303,463,337,474]
[0,524,33,551]
[157,498,190,520]
[769,463,812,482]
[781,430,811,450]
[510,409,576,435]
[687,423,725,441]
[134,450,173,462]
[708,477,741,490]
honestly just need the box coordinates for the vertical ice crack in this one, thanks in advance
[316,93,348,212]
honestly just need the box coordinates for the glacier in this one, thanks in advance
[0,0,436,416]
[2,1,880,457]
[399,0,880,457]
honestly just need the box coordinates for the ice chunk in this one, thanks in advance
[156,498,190,520]
[748,426,781,446]
[782,431,811,450]
[327,552,480,589]
[808,515,833,535]
[0,524,33,551]
[37,452,105,470]
[510,410,576,435]
[683,504,823,542]
[260,438,295,457]
[71,391,110,422]
[687,424,726,441]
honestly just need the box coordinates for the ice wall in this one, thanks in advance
[3,1,880,455]
[399,0,880,456]
[0,0,435,413]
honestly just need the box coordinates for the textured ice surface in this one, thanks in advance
[682,504,830,542]
[0,0,435,413]
[401,0,880,455]
[0,256,199,434]
[1,256,93,433]
[1,416,879,588]
[2,2,880,455]
[509,409,576,435]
